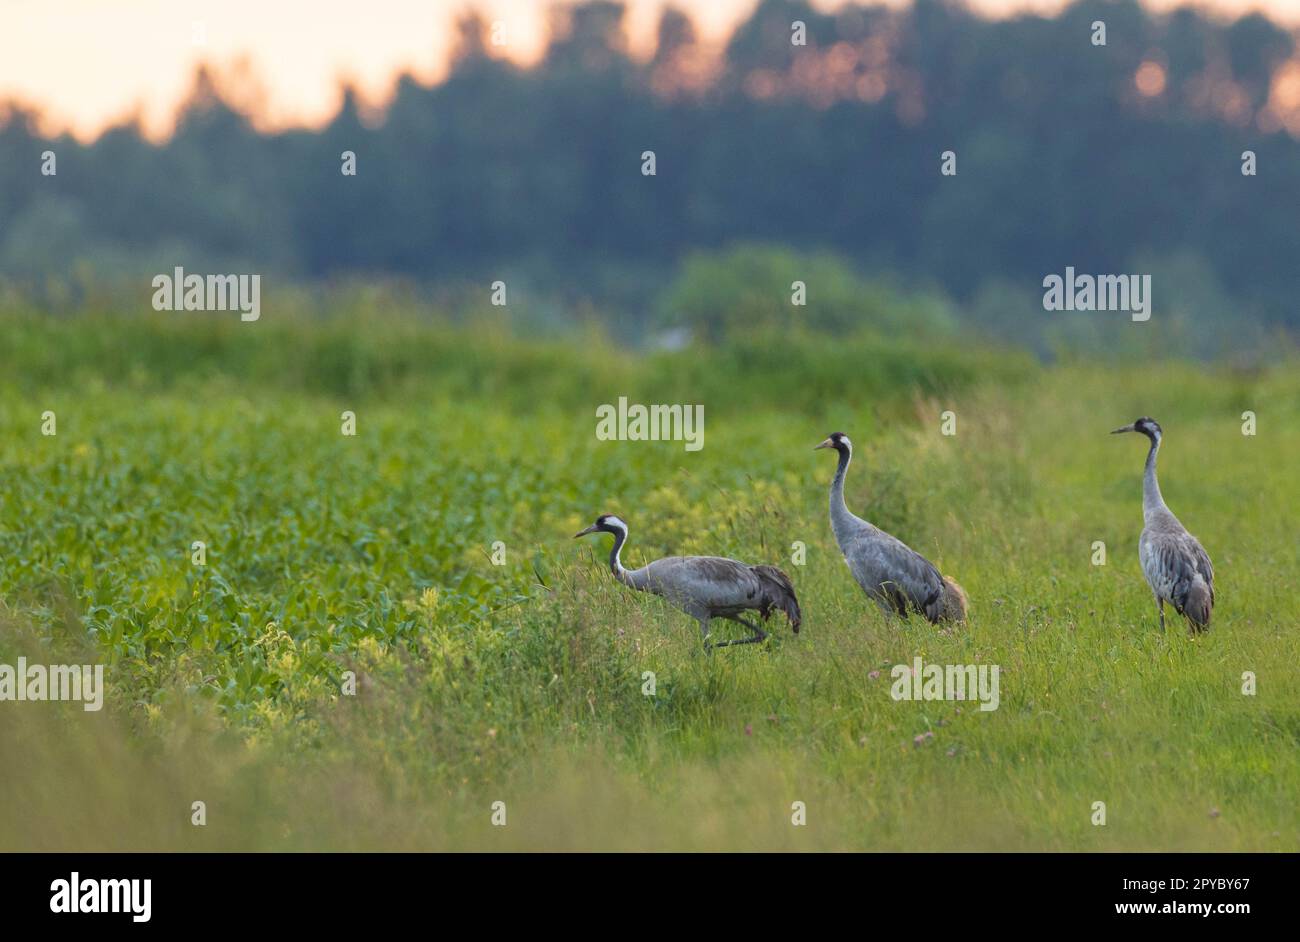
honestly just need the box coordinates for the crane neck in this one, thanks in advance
[829,445,855,528]
[1142,434,1166,519]
[607,526,633,587]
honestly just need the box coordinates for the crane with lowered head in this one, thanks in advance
[573,514,801,650]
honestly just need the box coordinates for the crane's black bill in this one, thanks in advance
[573,524,599,538]
[1111,423,1136,434]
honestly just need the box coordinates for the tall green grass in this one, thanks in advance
[0,310,1296,850]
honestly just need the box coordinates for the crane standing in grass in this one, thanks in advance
[1112,417,1214,632]
[573,514,801,650]
[815,432,967,623]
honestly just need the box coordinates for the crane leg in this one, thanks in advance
[1156,597,1165,633]
[698,617,714,654]
[711,615,769,647]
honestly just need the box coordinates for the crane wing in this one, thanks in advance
[1185,533,1215,603]
[846,530,946,622]
[635,556,760,609]
[1142,525,1215,625]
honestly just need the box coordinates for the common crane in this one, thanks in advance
[815,432,967,623]
[573,514,801,650]
[1112,417,1214,632]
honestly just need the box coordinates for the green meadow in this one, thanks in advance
[1,308,1297,851]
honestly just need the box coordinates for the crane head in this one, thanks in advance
[1111,417,1162,440]
[573,514,629,539]
[815,432,851,452]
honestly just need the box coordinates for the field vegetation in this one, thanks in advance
[1,306,1297,850]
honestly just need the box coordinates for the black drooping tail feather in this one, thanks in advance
[751,565,802,634]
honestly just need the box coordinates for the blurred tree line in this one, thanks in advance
[1,0,1298,356]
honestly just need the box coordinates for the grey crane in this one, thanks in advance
[573,514,801,650]
[1112,417,1214,632]
[815,432,967,623]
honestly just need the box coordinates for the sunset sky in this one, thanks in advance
[3,0,1298,140]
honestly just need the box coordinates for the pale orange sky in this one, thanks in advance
[2,0,1298,140]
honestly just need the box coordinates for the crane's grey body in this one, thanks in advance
[1114,418,1214,632]
[574,515,800,649]
[831,496,947,621]
[816,433,966,623]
